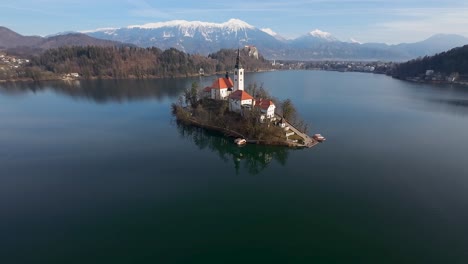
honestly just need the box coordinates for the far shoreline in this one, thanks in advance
[0,69,276,84]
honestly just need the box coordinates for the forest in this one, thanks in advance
[392,45,468,79]
[4,46,272,81]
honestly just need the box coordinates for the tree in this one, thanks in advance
[184,82,199,108]
[281,98,296,121]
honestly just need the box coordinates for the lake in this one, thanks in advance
[1,71,468,263]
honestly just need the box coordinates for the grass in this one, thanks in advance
[288,134,304,141]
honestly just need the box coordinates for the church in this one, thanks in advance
[204,49,276,121]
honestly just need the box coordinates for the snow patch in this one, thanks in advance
[80,27,118,34]
[308,29,337,41]
[127,18,255,31]
[350,38,362,44]
[261,28,277,37]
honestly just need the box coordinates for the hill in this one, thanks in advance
[4,46,271,81]
[0,26,131,55]
[392,45,468,82]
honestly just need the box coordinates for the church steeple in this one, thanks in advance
[234,48,244,91]
[235,48,242,69]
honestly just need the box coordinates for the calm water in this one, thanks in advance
[1,71,468,263]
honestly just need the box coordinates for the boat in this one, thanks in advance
[234,138,247,145]
[313,134,326,142]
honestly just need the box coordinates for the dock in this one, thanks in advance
[275,113,319,148]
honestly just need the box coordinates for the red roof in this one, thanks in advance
[230,90,254,101]
[255,99,275,110]
[211,77,233,89]
[203,86,211,92]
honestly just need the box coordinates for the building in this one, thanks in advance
[208,73,234,100]
[204,49,276,123]
[204,49,244,100]
[233,49,244,92]
[229,90,254,113]
[255,99,276,121]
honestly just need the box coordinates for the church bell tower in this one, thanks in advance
[234,49,244,91]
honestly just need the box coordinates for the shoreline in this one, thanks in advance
[176,113,317,149]
[392,76,468,87]
[0,69,275,84]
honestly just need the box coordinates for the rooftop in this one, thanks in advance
[211,77,233,89]
[255,99,275,110]
[230,90,254,101]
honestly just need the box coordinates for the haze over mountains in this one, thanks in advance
[2,18,468,61]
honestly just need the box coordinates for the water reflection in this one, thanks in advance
[402,83,468,116]
[175,122,290,175]
[0,79,191,103]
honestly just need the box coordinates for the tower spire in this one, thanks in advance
[235,48,242,69]
[233,48,244,91]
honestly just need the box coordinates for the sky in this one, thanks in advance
[1,0,468,44]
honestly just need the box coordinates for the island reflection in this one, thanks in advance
[0,78,192,103]
[175,122,290,175]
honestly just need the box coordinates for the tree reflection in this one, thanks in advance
[0,78,194,103]
[175,121,290,175]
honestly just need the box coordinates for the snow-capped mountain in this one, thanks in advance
[82,19,468,61]
[289,29,340,50]
[85,19,284,55]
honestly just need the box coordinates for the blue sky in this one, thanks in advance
[1,0,468,44]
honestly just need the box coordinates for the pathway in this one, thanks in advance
[275,114,317,148]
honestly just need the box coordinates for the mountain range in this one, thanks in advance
[2,19,468,61]
[83,19,468,61]
[0,26,130,55]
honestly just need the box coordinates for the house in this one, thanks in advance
[229,90,254,113]
[255,99,276,121]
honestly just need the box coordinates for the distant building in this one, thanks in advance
[448,72,459,82]
[426,70,434,76]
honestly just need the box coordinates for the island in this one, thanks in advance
[172,50,320,148]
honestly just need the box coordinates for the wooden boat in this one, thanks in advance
[313,134,326,142]
[234,138,247,145]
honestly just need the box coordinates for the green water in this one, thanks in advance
[1,71,468,263]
